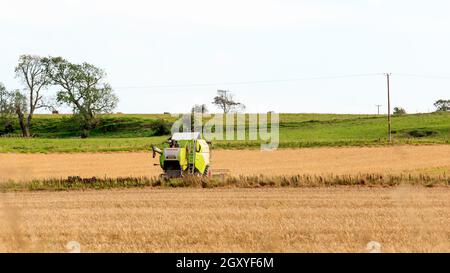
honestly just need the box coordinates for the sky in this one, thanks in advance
[1,0,450,114]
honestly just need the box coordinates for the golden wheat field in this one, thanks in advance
[0,186,449,253]
[0,145,449,253]
[1,145,450,182]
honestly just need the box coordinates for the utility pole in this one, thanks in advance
[376,104,382,115]
[385,73,392,143]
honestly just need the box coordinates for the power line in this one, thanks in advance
[114,73,383,89]
[112,72,450,90]
[394,73,450,80]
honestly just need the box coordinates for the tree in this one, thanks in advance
[45,57,118,138]
[191,104,208,114]
[434,99,450,112]
[14,55,51,137]
[0,83,11,116]
[189,104,208,132]
[0,83,15,134]
[393,107,406,115]
[212,90,245,113]
[11,90,28,135]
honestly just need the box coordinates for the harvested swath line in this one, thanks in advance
[0,173,448,192]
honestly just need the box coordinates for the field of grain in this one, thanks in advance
[1,145,449,182]
[1,145,448,253]
[0,187,449,253]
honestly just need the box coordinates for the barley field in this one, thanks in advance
[1,145,449,253]
[1,145,449,182]
[0,187,449,253]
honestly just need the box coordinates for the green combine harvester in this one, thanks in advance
[152,132,211,178]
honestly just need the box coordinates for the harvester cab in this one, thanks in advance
[152,132,211,178]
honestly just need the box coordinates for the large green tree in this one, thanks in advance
[45,57,118,138]
[14,55,51,137]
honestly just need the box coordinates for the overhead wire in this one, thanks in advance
[114,73,384,90]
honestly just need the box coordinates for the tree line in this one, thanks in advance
[2,55,447,137]
[0,55,118,138]
[191,89,245,115]
[393,99,449,116]
[0,54,247,138]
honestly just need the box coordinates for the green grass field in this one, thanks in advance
[0,112,448,153]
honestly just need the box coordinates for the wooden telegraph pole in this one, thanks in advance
[376,104,382,115]
[385,73,392,143]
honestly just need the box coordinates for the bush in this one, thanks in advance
[0,119,14,135]
[406,129,438,138]
[434,99,449,112]
[393,107,407,115]
[150,119,171,136]
[3,122,14,134]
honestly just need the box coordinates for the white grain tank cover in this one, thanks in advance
[171,132,201,140]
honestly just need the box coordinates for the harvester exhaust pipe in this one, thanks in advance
[152,146,162,158]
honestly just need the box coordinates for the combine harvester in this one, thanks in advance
[152,132,212,178]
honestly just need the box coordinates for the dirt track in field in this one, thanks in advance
[1,145,449,182]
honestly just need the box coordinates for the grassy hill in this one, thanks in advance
[0,112,448,152]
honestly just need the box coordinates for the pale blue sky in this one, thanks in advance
[1,0,450,114]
